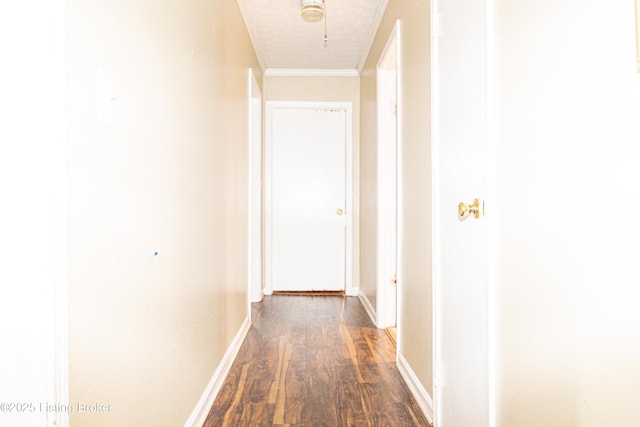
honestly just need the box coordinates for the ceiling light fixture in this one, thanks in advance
[300,0,324,23]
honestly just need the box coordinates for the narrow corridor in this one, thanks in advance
[204,296,430,426]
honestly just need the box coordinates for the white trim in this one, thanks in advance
[356,0,390,72]
[486,0,497,425]
[264,101,354,295]
[344,103,355,297]
[183,316,251,427]
[394,20,405,354]
[264,68,359,77]
[264,101,273,295]
[397,352,434,426]
[430,0,442,425]
[345,287,359,297]
[52,1,69,425]
[357,291,377,326]
[248,69,264,307]
[236,0,267,71]
[375,21,400,330]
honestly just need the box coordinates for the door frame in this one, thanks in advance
[376,20,400,329]
[264,101,354,296]
[430,3,441,423]
[247,69,263,312]
[53,1,69,424]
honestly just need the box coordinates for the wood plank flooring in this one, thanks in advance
[204,295,430,427]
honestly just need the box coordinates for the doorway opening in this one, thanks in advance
[248,69,263,319]
[376,21,400,333]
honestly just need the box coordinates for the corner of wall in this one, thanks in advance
[183,316,251,427]
[397,352,434,425]
[358,290,377,325]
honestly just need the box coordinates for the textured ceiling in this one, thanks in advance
[237,0,388,72]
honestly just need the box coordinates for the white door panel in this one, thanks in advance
[434,0,490,425]
[267,105,348,292]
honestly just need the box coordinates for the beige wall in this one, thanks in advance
[494,0,640,425]
[264,75,361,289]
[361,1,432,394]
[66,1,261,426]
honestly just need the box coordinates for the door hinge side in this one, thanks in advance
[432,12,442,38]
[435,363,443,388]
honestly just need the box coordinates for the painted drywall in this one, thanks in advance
[66,1,261,426]
[361,2,433,394]
[494,0,640,425]
[263,75,361,290]
[0,1,67,426]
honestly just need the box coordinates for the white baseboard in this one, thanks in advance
[397,351,434,425]
[346,286,359,297]
[264,287,357,296]
[250,289,264,303]
[184,316,251,427]
[357,291,377,326]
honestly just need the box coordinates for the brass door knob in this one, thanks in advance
[458,199,482,219]
[336,208,344,216]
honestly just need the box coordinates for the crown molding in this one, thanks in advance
[264,68,360,77]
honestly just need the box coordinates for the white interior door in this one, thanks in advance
[266,103,349,292]
[0,2,68,426]
[433,0,490,425]
[376,21,399,329]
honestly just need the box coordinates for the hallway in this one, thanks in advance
[5,1,640,426]
[204,296,430,426]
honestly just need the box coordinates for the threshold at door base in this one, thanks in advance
[272,290,346,297]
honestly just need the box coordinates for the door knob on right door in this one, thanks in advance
[336,208,344,216]
[458,199,482,219]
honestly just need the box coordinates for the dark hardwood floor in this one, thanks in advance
[204,295,430,427]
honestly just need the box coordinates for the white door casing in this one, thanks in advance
[432,0,491,426]
[265,102,353,293]
[376,21,400,329]
[248,69,263,308]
